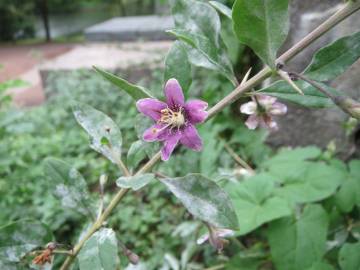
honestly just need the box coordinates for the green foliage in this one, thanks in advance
[232,0,290,68]
[73,102,123,164]
[304,31,360,81]
[268,205,329,270]
[0,220,53,269]
[78,228,120,270]
[44,158,95,217]
[259,80,340,108]
[94,66,153,100]
[161,174,239,230]
[164,41,192,94]
[0,0,35,41]
[116,173,155,191]
[225,173,292,235]
[169,0,236,85]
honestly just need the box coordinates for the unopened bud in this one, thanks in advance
[124,249,140,265]
[334,96,360,120]
[46,242,57,250]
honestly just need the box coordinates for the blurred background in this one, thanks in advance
[1,0,360,269]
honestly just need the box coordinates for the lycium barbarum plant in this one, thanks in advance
[2,0,360,270]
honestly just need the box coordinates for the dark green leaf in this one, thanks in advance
[268,205,329,270]
[261,146,321,181]
[304,31,360,81]
[78,228,120,270]
[209,1,232,19]
[259,80,341,108]
[305,262,335,270]
[338,242,360,270]
[73,103,122,164]
[116,173,155,191]
[225,173,292,235]
[274,163,344,204]
[127,140,148,170]
[164,41,192,94]
[44,158,94,217]
[161,174,239,230]
[0,220,53,268]
[94,66,152,100]
[167,29,235,85]
[169,0,236,84]
[232,0,290,68]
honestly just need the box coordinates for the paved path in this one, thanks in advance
[0,41,172,107]
[0,43,74,106]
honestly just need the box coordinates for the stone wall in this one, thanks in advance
[268,0,360,157]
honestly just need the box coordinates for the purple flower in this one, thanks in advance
[240,95,287,131]
[136,78,208,161]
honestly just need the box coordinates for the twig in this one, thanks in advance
[223,143,255,175]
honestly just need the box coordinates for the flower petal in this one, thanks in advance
[161,131,181,161]
[257,95,277,109]
[180,124,202,151]
[143,124,166,142]
[269,102,287,115]
[245,115,259,129]
[164,78,185,108]
[196,233,210,245]
[185,100,208,124]
[260,116,279,131]
[240,101,257,115]
[136,98,167,120]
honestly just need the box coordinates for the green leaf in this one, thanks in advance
[259,80,341,108]
[274,162,344,204]
[268,205,329,270]
[167,30,235,85]
[232,0,290,68]
[164,41,192,94]
[161,174,239,230]
[227,256,263,270]
[261,146,321,181]
[338,242,360,270]
[78,228,120,270]
[93,66,152,100]
[305,262,335,270]
[116,173,155,191]
[225,173,292,235]
[169,0,236,84]
[73,103,122,164]
[304,31,360,81]
[209,1,232,19]
[127,140,148,170]
[0,220,53,268]
[44,158,94,217]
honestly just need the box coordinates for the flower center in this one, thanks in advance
[159,107,185,129]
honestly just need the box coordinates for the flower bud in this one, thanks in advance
[124,249,140,265]
[334,96,360,120]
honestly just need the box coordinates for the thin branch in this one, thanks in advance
[223,142,255,175]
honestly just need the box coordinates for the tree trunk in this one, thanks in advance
[39,0,51,42]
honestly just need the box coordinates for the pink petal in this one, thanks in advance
[143,124,166,142]
[136,98,167,121]
[179,124,202,151]
[196,233,210,245]
[161,131,181,161]
[269,102,287,115]
[257,95,277,108]
[185,100,208,124]
[259,116,279,131]
[245,115,259,129]
[164,78,185,108]
[240,101,257,115]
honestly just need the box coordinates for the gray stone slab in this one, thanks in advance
[84,15,174,42]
